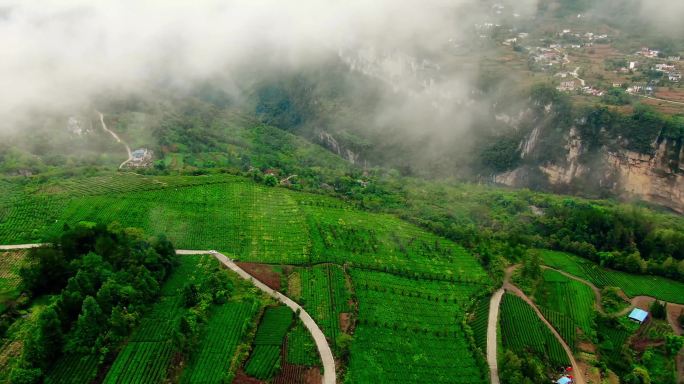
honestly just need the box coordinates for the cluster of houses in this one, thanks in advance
[556,80,604,96]
[654,63,681,82]
[637,47,660,58]
[530,47,567,69]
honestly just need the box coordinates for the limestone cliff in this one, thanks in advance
[495,127,684,213]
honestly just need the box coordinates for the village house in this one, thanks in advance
[655,63,676,72]
[129,148,153,168]
[627,85,643,94]
[638,47,660,58]
[667,56,681,61]
[557,80,578,92]
[628,308,649,324]
[669,72,681,82]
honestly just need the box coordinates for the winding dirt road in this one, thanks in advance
[487,266,585,384]
[487,288,504,384]
[97,111,133,169]
[543,266,684,336]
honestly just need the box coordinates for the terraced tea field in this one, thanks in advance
[180,301,261,383]
[500,293,570,367]
[539,250,684,304]
[244,306,294,379]
[535,269,597,344]
[0,173,496,383]
[0,250,25,312]
[347,269,490,383]
[297,264,352,353]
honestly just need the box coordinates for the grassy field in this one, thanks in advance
[539,250,684,304]
[499,293,570,367]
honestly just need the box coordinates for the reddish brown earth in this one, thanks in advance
[339,312,351,333]
[233,371,265,384]
[236,262,282,290]
[274,364,322,384]
[578,340,596,354]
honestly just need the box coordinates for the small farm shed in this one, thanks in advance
[556,376,573,384]
[628,308,648,324]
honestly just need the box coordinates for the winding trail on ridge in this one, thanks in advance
[97,111,133,169]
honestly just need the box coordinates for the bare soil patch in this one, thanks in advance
[274,364,322,384]
[236,262,281,290]
[339,312,351,333]
[578,340,596,354]
[233,370,265,384]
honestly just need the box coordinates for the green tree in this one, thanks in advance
[499,349,524,384]
[649,300,666,320]
[624,366,651,384]
[23,306,63,368]
[665,335,684,356]
[69,296,105,352]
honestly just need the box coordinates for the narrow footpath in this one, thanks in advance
[97,111,133,169]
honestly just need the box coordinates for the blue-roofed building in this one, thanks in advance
[628,308,649,324]
[557,376,573,384]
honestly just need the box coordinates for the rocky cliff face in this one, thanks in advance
[604,141,684,213]
[317,130,363,165]
[495,127,684,213]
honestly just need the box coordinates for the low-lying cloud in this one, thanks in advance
[0,0,543,132]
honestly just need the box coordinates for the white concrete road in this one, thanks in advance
[178,250,337,384]
[0,243,46,250]
[0,245,336,383]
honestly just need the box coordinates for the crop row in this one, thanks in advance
[347,269,489,382]
[299,264,351,351]
[286,322,320,367]
[44,354,99,384]
[500,293,570,367]
[540,250,684,304]
[244,345,281,379]
[181,300,261,383]
[467,296,490,353]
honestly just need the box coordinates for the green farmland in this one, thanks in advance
[500,293,570,367]
[540,250,684,304]
[536,269,597,346]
